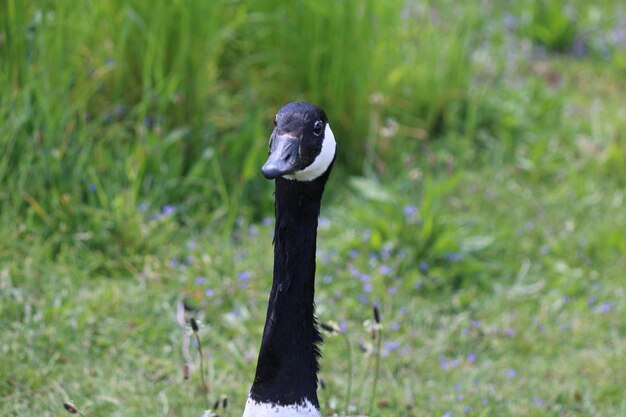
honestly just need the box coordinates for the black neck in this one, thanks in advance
[250,174,331,406]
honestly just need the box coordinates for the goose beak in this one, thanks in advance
[262,134,300,179]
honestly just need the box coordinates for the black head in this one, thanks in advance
[262,102,337,182]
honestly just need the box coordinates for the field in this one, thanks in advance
[1,1,625,416]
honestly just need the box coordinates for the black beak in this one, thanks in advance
[262,134,300,179]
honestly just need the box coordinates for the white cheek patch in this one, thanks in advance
[242,398,321,417]
[284,124,336,182]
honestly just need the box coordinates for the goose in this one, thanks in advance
[242,102,337,417]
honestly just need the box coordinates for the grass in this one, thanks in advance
[1,1,626,416]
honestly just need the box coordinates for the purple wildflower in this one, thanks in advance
[388,285,397,295]
[463,405,471,413]
[358,293,368,305]
[532,397,545,406]
[238,271,251,281]
[194,276,206,285]
[507,369,517,379]
[418,261,429,274]
[596,301,613,314]
[380,264,392,275]
[204,288,214,297]
[88,183,97,192]
[385,341,400,351]
[445,252,463,262]
[466,353,476,363]
[339,320,348,333]
[403,205,417,217]
[162,204,175,215]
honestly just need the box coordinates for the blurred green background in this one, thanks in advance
[1,1,625,416]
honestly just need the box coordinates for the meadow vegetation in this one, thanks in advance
[1,1,625,416]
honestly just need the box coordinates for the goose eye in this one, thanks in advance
[313,120,323,136]
[273,119,277,127]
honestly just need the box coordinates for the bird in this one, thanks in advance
[242,102,337,417]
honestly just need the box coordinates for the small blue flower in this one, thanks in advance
[463,405,471,413]
[596,301,613,314]
[456,393,464,401]
[139,202,149,212]
[481,398,489,405]
[505,328,516,337]
[348,249,359,259]
[466,353,476,363]
[439,357,449,370]
[238,271,251,281]
[385,341,400,351]
[418,261,429,274]
[323,275,333,284]
[162,204,175,215]
[532,397,545,406]
[403,205,417,217]
[507,369,517,379]
[363,283,373,293]
[442,412,451,417]
[358,293,368,305]
[445,252,463,263]
[379,264,392,275]
[204,288,214,297]
[87,183,97,193]
[194,276,206,285]
[339,320,348,333]
[587,296,596,307]
[388,285,397,295]
[453,383,461,391]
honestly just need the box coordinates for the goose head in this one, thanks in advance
[262,102,337,182]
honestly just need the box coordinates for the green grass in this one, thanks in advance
[1,1,626,416]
